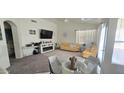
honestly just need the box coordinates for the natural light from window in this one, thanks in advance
[76,30,96,46]
[112,19,124,65]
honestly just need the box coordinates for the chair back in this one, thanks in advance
[48,56,62,74]
[87,56,101,74]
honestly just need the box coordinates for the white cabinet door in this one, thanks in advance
[22,47,34,57]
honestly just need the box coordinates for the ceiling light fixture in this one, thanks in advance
[81,18,85,21]
[64,19,68,22]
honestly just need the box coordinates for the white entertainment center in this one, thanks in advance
[40,40,55,53]
[22,29,55,57]
[40,29,55,53]
[22,40,55,57]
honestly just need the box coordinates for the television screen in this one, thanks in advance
[40,29,53,39]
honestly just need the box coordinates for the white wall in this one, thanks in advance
[57,21,98,43]
[0,18,57,68]
[1,19,23,59]
[19,19,57,46]
[0,19,10,68]
[4,18,57,56]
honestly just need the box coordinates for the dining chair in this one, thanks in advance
[48,56,62,74]
[87,56,101,74]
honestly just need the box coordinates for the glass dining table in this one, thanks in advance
[61,56,98,74]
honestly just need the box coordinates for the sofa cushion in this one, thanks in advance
[60,42,80,52]
[70,44,77,48]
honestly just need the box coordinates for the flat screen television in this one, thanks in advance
[40,29,53,39]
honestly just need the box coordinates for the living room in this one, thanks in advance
[0,18,124,74]
[1,1,124,93]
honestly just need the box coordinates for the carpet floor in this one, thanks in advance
[7,49,81,74]
[44,49,81,62]
[7,54,50,74]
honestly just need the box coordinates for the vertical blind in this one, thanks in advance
[76,30,97,46]
[112,19,124,65]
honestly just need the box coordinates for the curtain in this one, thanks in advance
[76,30,97,46]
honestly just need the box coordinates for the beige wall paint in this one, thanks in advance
[57,21,98,43]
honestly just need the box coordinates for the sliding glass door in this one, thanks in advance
[112,19,124,65]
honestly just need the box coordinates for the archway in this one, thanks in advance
[4,20,21,59]
[4,22,15,59]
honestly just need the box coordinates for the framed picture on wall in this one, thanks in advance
[29,30,36,35]
[0,26,3,40]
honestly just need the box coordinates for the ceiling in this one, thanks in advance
[44,18,104,25]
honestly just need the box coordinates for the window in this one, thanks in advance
[76,30,97,46]
[112,19,124,65]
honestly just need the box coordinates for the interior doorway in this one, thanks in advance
[3,20,21,60]
[4,22,15,59]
